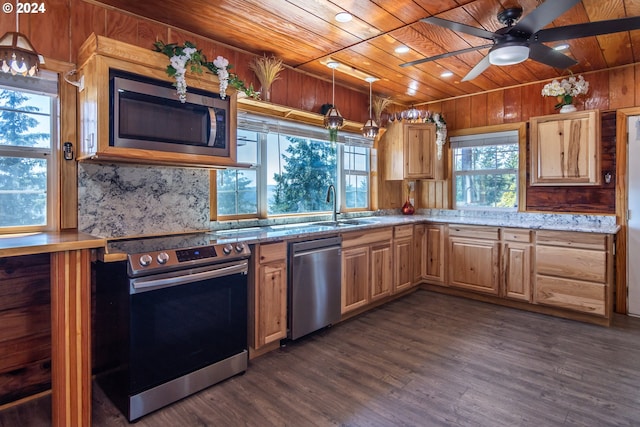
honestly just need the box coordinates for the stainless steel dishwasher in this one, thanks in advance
[288,236,342,340]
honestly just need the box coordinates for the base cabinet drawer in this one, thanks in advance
[534,275,606,316]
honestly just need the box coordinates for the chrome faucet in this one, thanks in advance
[326,184,338,222]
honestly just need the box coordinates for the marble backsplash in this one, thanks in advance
[78,163,210,239]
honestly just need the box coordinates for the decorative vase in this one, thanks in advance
[559,104,577,113]
[401,198,415,215]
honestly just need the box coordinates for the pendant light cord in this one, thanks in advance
[369,81,372,119]
[332,67,335,106]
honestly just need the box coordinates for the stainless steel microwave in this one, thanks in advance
[110,71,230,157]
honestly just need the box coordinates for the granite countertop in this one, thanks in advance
[210,211,620,244]
[97,210,619,262]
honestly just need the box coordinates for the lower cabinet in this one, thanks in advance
[341,227,393,314]
[448,225,500,295]
[534,230,612,317]
[420,223,446,284]
[341,245,371,313]
[249,241,287,352]
[393,225,414,294]
[501,228,532,302]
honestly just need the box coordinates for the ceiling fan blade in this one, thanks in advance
[421,16,498,40]
[461,55,491,82]
[528,43,578,69]
[511,0,580,36]
[534,16,640,43]
[400,44,493,68]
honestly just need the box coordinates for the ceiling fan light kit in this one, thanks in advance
[488,44,529,66]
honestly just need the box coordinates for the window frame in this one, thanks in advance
[448,123,527,212]
[0,73,59,233]
[212,112,372,220]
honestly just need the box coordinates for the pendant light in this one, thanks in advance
[362,77,379,139]
[323,61,344,130]
[0,12,42,77]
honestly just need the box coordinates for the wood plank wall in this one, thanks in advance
[0,0,369,124]
[2,0,634,215]
[381,66,636,214]
[0,254,51,405]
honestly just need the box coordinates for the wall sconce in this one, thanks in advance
[604,171,612,184]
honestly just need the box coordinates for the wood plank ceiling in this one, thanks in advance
[93,0,640,107]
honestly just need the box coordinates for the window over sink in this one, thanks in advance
[214,113,371,220]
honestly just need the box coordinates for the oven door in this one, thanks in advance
[127,261,248,394]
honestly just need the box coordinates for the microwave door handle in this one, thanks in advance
[208,107,216,147]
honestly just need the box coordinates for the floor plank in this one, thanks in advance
[1,290,640,426]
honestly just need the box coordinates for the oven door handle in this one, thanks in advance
[130,261,248,294]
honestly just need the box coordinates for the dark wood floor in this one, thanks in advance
[2,290,640,427]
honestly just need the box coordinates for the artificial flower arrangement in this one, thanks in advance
[541,74,589,109]
[154,40,258,102]
[428,112,448,159]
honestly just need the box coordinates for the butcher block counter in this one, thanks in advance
[0,230,105,427]
[0,230,105,257]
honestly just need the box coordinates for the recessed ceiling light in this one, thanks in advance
[441,71,454,78]
[335,12,352,23]
[395,46,410,54]
[554,43,570,51]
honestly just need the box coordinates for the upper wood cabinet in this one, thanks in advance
[529,109,600,186]
[380,121,443,180]
[76,33,238,168]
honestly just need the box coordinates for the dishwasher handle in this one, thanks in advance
[292,245,341,258]
[290,236,342,256]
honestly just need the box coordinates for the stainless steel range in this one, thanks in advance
[93,233,250,422]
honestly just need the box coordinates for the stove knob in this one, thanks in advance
[157,252,170,264]
[139,254,153,267]
[235,243,245,253]
[222,244,233,255]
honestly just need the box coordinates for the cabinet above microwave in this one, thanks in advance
[76,33,238,168]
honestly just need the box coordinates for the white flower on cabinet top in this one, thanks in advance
[154,40,258,103]
[541,74,589,109]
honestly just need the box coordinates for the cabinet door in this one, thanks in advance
[256,261,287,347]
[422,224,446,284]
[530,109,599,186]
[413,224,425,283]
[371,243,393,300]
[448,237,499,295]
[502,242,532,301]
[393,237,414,293]
[405,123,437,179]
[341,246,370,314]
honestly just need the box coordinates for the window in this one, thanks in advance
[216,129,258,217]
[216,113,371,219]
[343,145,369,209]
[451,130,519,210]
[0,74,57,231]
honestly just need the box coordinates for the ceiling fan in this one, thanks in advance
[400,0,640,81]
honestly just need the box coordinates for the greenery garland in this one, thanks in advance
[154,40,259,101]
